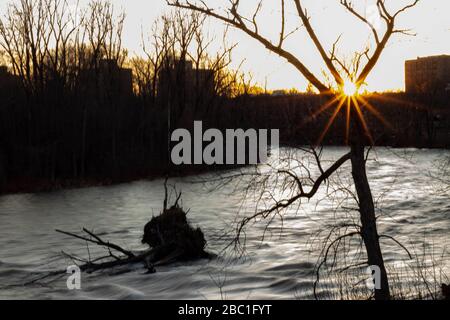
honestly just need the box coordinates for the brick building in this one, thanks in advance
[405,55,450,93]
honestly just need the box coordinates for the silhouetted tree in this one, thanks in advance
[0,1,252,191]
[0,0,128,182]
[169,0,420,300]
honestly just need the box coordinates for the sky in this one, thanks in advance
[1,0,449,92]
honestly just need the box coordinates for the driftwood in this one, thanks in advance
[54,206,207,272]
[25,181,208,285]
[54,228,155,273]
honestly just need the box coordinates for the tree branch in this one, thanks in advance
[294,0,343,87]
[355,0,420,86]
[236,152,351,239]
[167,0,330,93]
[55,228,135,258]
[379,235,413,259]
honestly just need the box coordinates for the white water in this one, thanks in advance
[0,147,448,299]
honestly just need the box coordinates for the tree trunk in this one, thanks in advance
[350,143,391,300]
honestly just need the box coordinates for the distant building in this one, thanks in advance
[80,59,133,99]
[157,58,215,102]
[405,55,450,93]
[0,65,7,76]
[0,66,9,86]
[0,66,19,87]
[98,59,133,97]
[271,90,287,97]
[0,66,21,96]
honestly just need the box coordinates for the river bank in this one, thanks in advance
[2,144,449,196]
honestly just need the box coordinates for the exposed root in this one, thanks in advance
[25,182,209,286]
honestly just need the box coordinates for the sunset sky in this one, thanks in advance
[1,0,449,92]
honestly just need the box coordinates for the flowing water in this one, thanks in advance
[0,147,448,300]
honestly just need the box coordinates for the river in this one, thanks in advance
[0,147,448,299]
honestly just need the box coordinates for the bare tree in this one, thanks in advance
[0,0,128,179]
[0,0,126,89]
[169,0,420,300]
[133,9,248,126]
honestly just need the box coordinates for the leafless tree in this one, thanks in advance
[0,0,128,178]
[131,9,249,129]
[169,0,420,300]
[0,0,126,92]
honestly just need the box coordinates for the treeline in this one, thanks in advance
[230,92,450,148]
[0,0,256,193]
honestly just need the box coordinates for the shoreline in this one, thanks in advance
[0,164,246,196]
[1,145,448,196]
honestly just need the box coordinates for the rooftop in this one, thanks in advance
[406,54,450,62]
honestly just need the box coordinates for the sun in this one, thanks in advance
[310,77,395,147]
[342,79,359,97]
[311,78,392,146]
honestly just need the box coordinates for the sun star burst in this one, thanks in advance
[342,79,359,97]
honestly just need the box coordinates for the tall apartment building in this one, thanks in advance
[405,55,450,93]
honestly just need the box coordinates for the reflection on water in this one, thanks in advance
[0,147,448,299]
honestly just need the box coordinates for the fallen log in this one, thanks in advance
[56,228,136,259]
[53,203,208,275]
[24,185,209,285]
[25,201,211,285]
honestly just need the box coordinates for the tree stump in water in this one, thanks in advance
[25,188,209,285]
[142,205,208,263]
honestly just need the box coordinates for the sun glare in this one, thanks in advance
[312,78,391,146]
[342,80,358,97]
